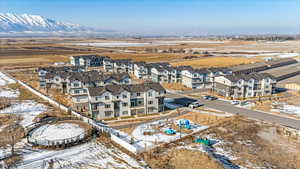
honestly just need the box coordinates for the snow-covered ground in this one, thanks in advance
[132,119,208,148]
[0,101,47,127]
[0,88,20,98]
[73,40,225,47]
[177,137,247,169]
[30,123,85,142]
[16,141,144,169]
[0,72,16,87]
[272,104,300,117]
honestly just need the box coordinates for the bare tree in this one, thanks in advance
[0,123,24,156]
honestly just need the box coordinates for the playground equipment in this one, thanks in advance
[177,119,191,129]
[194,137,211,146]
[164,128,176,135]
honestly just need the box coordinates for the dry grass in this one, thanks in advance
[171,56,260,68]
[169,149,223,169]
[7,83,39,100]
[143,148,223,169]
[0,114,20,127]
[161,83,190,91]
[175,112,224,126]
[199,116,300,169]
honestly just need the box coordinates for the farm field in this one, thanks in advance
[2,38,300,70]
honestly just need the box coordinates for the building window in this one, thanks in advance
[74,90,80,94]
[138,100,143,105]
[105,111,112,117]
[148,101,153,105]
[137,92,141,96]
[105,96,109,100]
[105,104,111,108]
[148,92,152,97]
[123,103,128,107]
[123,94,127,98]
[123,111,128,115]
[74,83,79,87]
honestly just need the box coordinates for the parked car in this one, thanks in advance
[189,101,204,108]
[203,95,218,101]
[231,100,240,105]
[202,95,211,100]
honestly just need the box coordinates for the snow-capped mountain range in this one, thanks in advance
[0,13,94,32]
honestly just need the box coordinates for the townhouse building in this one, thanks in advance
[87,83,166,120]
[113,59,134,73]
[103,57,114,72]
[70,55,108,67]
[133,62,149,79]
[181,68,211,89]
[214,73,276,99]
[38,66,85,88]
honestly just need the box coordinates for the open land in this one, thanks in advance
[1,37,300,169]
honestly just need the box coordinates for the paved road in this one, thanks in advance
[168,92,300,130]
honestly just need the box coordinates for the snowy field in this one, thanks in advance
[272,104,300,117]
[0,72,16,87]
[0,139,144,169]
[17,140,144,169]
[73,40,225,47]
[132,119,208,148]
[0,88,20,98]
[0,101,47,127]
[30,123,85,142]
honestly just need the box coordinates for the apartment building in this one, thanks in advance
[181,68,211,89]
[214,73,276,99]
[133,61,149,79]
[87,83,166,120]
[103,57,114,72]
[113,59,134,73]
[38,66,85,88]
[70,55,108,67]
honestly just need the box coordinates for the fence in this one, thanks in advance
[27,132,86,147]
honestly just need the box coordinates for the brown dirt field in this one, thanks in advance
[198,116,300,169]
[162,83,190,91]
[143,148,223,169]
[171,56,261,68]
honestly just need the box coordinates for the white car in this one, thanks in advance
[231,100,240,105]
[189,102,204,108]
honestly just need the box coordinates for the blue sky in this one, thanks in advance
[1,0,300,35]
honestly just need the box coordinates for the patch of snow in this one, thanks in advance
[30,123,85,142]
[132,119,208,148]
[277,53,300,58]
[273,104,300,117]
[0,72,16,86]
[0,101,47,127]
[73,40,225,47]
[0,88,20,98]
[17,141,144,169]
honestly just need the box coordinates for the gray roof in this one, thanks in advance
[231,62,268,72]
[72,55,107,60]
[266,58,298,67]
[88,82,165,96]
[224,73,274,82]
[38,66,84,73]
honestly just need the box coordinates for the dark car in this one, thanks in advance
[207,96,218,100]
[203,95,218,101]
